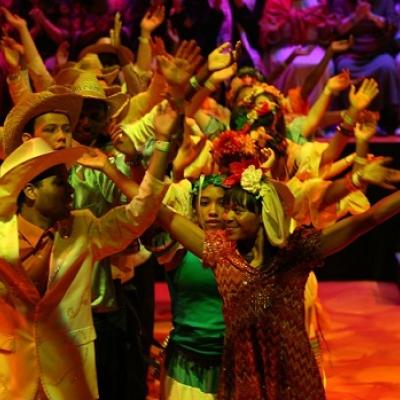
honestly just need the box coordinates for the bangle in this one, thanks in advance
[341,111,356,126]
[204,79,216,92]
[351,170,365,189]
[336,123,354,137]
[354,155,367,165]
[138,36,150,44]
[344,171,365,192]
[154,140,170,152]
[189,76,200,90]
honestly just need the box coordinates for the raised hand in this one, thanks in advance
[326,69,351,93]
[108,120,137,158]
[1,7,27,31]
[174,40,203,75]
[77,148,110,171]
[157,54,191,87]
[172,117,207,176]
[0,36,24,72]
[141,4,165,34]
[208,42,233,71]
[151,36,167,57]
[154,100,179,141]
[359,157,400,190]
[348,78,379,111]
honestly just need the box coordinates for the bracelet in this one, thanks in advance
[336,123,354,137]
[204,79,216,92]
[138,36,150,44]
[154,140,171,153]
[341,111,356,126]
[351,170,365,189]
[354,155,367,165]
[189,76,200,90]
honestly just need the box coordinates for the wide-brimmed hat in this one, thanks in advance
[54,53,120,86]
[78,37,134,64]
[0,138,86,218]
[69,71,129,119]
[2,88,83,157]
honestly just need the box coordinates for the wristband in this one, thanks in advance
[354,155,367,165]
[341,111,356,126]
[189,76,200,90]
[351,170,365,189]
[138,36,150,44]
[204,79,216,92]
[154,140,171,152]
[344,172,363,192]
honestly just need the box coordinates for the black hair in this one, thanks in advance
[223,185,262,214]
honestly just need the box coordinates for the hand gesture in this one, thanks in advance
[1,7,27,31]
[174,40,203,74]
[108,120,137,158]
[326,69,351,93]
[157,54,191,87]
[77,148,110,171]
[141,5,165,34]
[154,100,179,141]
[0,36,24,72]
[111,12,122,46]
[354,121,377,142]
[348,78,379,111]
[151,36,167,57]
[172,117,207,175]
[329,36,354,53]
[359,157,400,190]
[208,42,233,71]
[260,147,276,174]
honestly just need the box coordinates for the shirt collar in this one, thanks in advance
[17,214,55,249]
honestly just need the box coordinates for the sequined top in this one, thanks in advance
[203,226,326,400]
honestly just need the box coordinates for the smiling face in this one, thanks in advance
[32,112,72,149]
[222,186,262,242]
[194,184,225,231]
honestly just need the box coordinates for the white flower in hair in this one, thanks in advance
[240,165,263,195]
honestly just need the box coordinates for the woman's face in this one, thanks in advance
[194,185,225,231]
[223,202,261,241]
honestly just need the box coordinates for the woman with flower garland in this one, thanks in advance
[160,175,226,400]
[158,163,400,400]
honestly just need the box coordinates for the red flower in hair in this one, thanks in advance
[223,159,260,187]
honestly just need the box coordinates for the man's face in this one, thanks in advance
[74,99,109,145]
[33,166,73,222]
[33,113,72,149]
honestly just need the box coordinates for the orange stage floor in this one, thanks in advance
[149,281,400,400]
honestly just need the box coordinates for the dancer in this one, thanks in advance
[158,163,400,400]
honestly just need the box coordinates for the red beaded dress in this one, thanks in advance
[203,226,326,400]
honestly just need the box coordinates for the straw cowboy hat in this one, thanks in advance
[78,37,134,64]
[0,138,86,218]
[69,71,129,120]
[54,53,120,87]
[2,88,83,157]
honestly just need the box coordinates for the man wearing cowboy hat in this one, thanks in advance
[0,111,172,400]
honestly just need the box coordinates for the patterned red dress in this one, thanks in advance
[203,226,326,400]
